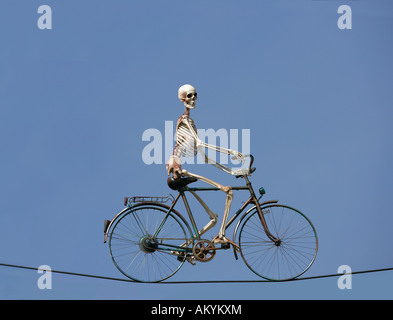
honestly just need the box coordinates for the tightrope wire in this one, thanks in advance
[1,262,393,284]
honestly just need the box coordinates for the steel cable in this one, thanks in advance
[1,262,392,284]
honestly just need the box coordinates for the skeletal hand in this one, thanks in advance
[230,150,245,163]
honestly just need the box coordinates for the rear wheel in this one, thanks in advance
[108,204,189,282]
[239,204,318,281]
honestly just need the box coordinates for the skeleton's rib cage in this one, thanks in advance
[174,116,248,176]
[175,122,198,158]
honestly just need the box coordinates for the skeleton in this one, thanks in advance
[166,84,247,245]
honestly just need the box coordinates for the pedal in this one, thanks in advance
[177,254,196,266]
[221,242,231,250]
[186,256,196,265]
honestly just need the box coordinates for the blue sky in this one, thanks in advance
[1,0,393,299]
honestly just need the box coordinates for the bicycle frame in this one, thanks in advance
[152,175,279,249]
[104,154,280,256]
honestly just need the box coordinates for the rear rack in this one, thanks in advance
[124,194,175,207]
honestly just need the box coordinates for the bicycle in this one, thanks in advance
[103,155,318,282]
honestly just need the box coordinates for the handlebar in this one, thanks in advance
[235,154,256,178]
[249,154,254,170]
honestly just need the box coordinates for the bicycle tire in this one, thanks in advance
[238,204,318,281]
[108,203,190,282]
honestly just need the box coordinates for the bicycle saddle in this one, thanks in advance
[167,177,198,190]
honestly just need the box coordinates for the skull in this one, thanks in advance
[178,84,197,109]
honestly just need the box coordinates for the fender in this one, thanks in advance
[104,207,129,243]
[232,200,279,260]
[104,202,193,243]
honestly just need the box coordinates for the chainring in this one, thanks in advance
[192,240,216,262]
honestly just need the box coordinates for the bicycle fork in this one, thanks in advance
[244,176,279,244]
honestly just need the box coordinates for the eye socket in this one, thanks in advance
[187,92,197,98]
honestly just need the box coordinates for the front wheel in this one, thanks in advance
[238,204,318,281]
